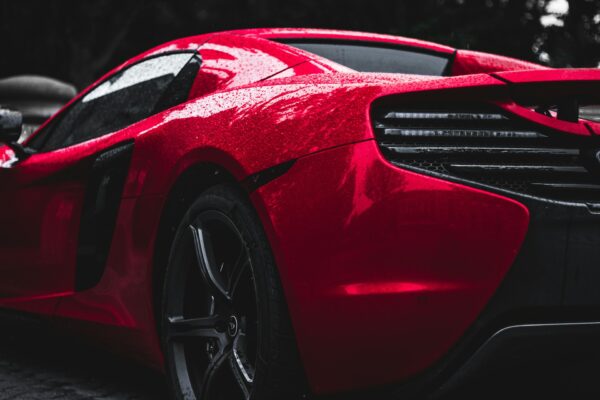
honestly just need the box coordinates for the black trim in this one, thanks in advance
[153,53,201,114]
[557,98,580,122]
[6,141,35,160]
[75,140,134,291]
[242,160,296,193]
[442,50,457,77]
[435,322,600,397]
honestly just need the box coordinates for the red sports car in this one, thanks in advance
[1,28,600,399]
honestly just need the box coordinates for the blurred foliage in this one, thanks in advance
[1,0,599,88]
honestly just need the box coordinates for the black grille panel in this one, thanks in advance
[373,105,600,205]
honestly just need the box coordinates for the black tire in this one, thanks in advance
[161,183,307,400]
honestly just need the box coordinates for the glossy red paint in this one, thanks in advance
[494,67,600,84]
[0,144,15,167]
[452,49,548,75]
[54,194,167,368]
[191,33,309,97]
[251,140,529,393]
[339,280,462,296]
[0,149,87,298]
[127,72,509,201]
[499,100,592,137]
[0,28,595,396]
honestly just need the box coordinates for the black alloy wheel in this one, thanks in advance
[162,184,306,400]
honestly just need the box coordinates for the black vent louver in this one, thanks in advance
[373,104,600,205]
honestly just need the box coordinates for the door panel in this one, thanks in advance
[0,151,91,298]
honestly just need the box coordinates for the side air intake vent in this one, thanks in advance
[76,140,134,291]
[372,105,600,205]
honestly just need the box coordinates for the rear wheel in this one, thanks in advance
[161,184,306,400]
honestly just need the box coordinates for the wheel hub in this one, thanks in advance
[205,340,219,358]
[227,315,240,337]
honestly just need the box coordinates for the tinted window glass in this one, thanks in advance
[284,41,449,76]
[31,52,194,151]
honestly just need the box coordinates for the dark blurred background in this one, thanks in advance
[1,0,599,90]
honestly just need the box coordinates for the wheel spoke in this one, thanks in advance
[228,250,251,298]
[230,355,252,400]
[232,333,255,386]
[167,315,225,339]
[189,225,230,301]
[200,349,231,400]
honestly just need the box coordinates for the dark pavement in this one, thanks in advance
[0,317,168,400]
[0,315,599,400]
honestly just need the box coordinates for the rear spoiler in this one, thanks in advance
[492,68,600,86]
[491,69,600,136]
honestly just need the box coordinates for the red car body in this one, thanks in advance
[1,28,600,397]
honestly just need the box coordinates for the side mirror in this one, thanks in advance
[0,108,23,143]
[0,109,34,160]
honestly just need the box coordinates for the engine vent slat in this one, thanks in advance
[373,106,600,205]
[447,164,589,174]
[382,111,507,121]
[380,128,545,139]
[530,182,600,190]
[382,145,580,157]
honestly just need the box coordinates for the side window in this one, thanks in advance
[30,52,198,151]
